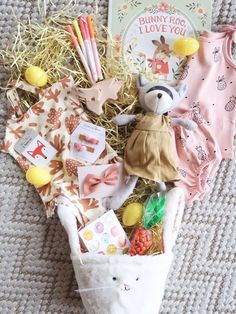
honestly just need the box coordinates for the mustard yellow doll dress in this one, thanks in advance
[124,113,180,182]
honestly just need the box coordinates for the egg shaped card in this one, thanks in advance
[108,0,212,82]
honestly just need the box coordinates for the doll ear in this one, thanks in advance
[136,75,150,89]
[177,84,187,98]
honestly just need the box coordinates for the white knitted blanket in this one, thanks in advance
[0,1,235,313]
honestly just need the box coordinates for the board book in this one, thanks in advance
[108,1,212,81]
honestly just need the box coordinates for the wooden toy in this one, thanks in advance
[77,78,122,115]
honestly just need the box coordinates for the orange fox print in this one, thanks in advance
[27,140,47,159]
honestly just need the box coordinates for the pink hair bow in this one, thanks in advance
[83,164,119,196]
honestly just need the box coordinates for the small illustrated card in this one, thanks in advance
[78,163,125,199]
[70,121,105,163]
[14,129,57,167]
[79,210,130,255]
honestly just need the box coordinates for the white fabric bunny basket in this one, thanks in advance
[68,187,185,314]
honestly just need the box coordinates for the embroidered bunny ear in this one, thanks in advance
[162,187,185,253]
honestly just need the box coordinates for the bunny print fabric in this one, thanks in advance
[171,121,222,203]
[0,76,116,220]
[171,26,236,202]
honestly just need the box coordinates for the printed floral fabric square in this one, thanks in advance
[0,76,116,219]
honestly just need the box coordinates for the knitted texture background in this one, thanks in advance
[0,1,236,313]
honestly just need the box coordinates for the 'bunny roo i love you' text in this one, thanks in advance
[139,15,187,36]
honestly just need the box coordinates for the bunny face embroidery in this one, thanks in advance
[111,274,140,293]
[78,264,142,295]
[73,253,173,314]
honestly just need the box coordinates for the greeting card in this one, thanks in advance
[78,210,130,255]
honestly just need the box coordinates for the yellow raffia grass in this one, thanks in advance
[0,7,162,254]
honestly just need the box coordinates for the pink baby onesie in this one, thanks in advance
[171,24,236,202]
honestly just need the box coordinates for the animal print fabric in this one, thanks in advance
[171,28,236,202]
[172,29,236,159]
[0,76,116,219]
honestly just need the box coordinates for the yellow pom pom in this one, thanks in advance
[122,202,144,227]
[26,167,51,187]
[172,37,200,57]
[25,66,48,87]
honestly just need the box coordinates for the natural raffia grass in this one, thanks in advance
[0,7,162,254]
